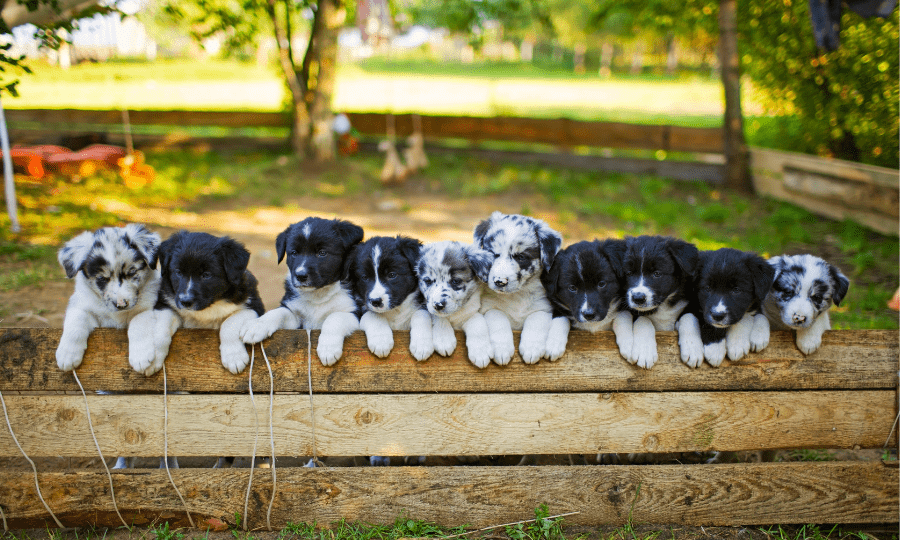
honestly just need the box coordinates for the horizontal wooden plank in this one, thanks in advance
[0,328,895,393]
[0,463,896,529]
[6,108,288,128]
[0,391,893,457]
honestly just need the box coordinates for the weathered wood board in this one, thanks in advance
[0,463,896,529]
[1,328,896,393]
[0,390,894,457]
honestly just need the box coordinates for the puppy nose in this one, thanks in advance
[294,270,309,281]
[177,294,194,308]
[433,300,446,311]
[493,278,508,288]
[711,312,727,322]
[792,314,806,324]
[631,292,646,304]
[581,308,597,321]
[370,298,383,308]
[115,299,130,309]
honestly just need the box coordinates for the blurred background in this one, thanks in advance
[0,0,896,329]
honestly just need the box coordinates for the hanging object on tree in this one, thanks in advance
[403,114,428,174]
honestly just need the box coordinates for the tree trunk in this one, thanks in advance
[266,0,309,158]
[307,0,342,162]
[665,33,678,76]
[718,0,752,192]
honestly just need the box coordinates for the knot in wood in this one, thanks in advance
[601,393,612,400]
[643,434,659,450]
[354,408,381,426]
[57,408,76,422]
[124,428,143,444]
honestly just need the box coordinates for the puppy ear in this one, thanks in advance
[157,231,185,278]
[58,230,95,279]
[335,220,364,251]
[342,244,359,283]
[465,244,493,283]
[123,223,161,269]
[473,211,501,247]
[218,237,251,286]
[746,253,776,301]
[828,263,850,306]
[667,238,700,277]
[534,219,563,270]
[275,226,290,264]
[600,239,627,277]
[542,252,562,300]
[767,255,784,282]
[398,236,423,266]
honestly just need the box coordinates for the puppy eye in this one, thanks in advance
[289,250,297,256]
[567,285,578,293]
[422,277,433,285]
[126,269,138,278]
[493,253,500,259]
[317,249,327,257]
[387,271,397,279]
[513,253,527,261]
[652,271,662,278]
[732,287,741,294]
[811,294,823,303]
[450,278,462,287]
[598,281,606,288]
[625,270,633,276]
[202,272,213,280]
[173,269,182,277]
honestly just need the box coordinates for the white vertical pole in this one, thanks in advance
[0,97,21,233]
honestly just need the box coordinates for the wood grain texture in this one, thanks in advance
[1,328,896,393]
[0,391,894,457]
[0,463,896,529]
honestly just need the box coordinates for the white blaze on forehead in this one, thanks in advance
[185,278,194,295]
[580,297,590,314]
[369,245,388,302]
[302,224,311,238]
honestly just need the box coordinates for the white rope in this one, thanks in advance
[0,389,63,528]
[0,496,7,532]
[306,329,323,467]
[72,370,128,528]
[260,342,276,531]
[242,346,260,532]
[162,365,195,528]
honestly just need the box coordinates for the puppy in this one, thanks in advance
[56,224,161,372]
[472,212,563,364]
[542,239,627,359]
[346,235,434,360]
[241,217,363,365]
[676,248,775,367]
[416,241,494,368]
[128,231,264,376]
[617,235,699,369]
[763,254,849,355]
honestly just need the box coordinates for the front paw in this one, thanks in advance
[631,339,658,369]
[749,315,770,352]
[726,330,752,361]
[433,325,457,356]
[544,331,568,362]
[369,456,390,466]
[465,337,492,369]
[409,330,434,361]
[241,318,277,344]
[317,334,345,366]
[679,337,704,368]
[129,335,161,375]
[56,339,86,372]
[220,341,250,374]
[795,330,822,355]
[615,332,634,363]
[366,327,394,358]
[518,332,546,365]
[490,334,515,366]
[704,340,727,367]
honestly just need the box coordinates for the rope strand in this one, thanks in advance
[72,370,127,528]
[242,346,260,531]
[0,389,63,528]
[162,365,195,528]
[260,342,277,531]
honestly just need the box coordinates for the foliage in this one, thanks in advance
[405,0,554,45]
[739,1,898,167]
[506,504,568,540]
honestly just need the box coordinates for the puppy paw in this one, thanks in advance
[56,338,86,372]
[544,330,568,362]
[112,456,133,470]
[366,327,394,358]
[704,340,727,367]
[676,315,704,368]
[726,332,751,361]
[129,335,159,375]
[749,314,770,352]
[316,334,345,366]
[796,330,822,355]
[631,339,658,370]
[432,324,457,356]
[369,456,390,467]
[240,318,277,345]
[490,334,515,366]
[466,342,492,369]
[409,330,434,361]
[220,341,250,374]
[518,332,546,365]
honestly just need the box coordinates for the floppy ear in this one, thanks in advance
[335,219,364,251]
[828,263,850,306]
[123,223,161,269]
[58,230,96,279]
[745,253,776,301]
[667,238,699,277]
[534,219,563,270]
[600,239,627,278]
[767,255,784,283]
[472,211,501,247]
[157,232,185,278]
[275,226,290,264]
[218,236,251,286]
[541,252,562,301]
[465,244,493,283]
[397,236,423,266]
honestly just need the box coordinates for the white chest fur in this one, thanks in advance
[646,296,688,331]
[378,293,421,330]
[284,279,357,329]
[179,299,244,329]
[479,276,551,330]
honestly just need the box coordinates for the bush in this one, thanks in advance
[739,1,899,168]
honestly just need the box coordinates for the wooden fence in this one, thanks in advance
[0,328,897,530]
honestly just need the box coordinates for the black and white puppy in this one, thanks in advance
[346,235,433,360]
[128,231,264,376]
[676,248,775,367]
[241,217,363,365]
[416,241,495,368]
[617,235,699,369]
[542,239,627,359]
[763,254,849,355]
[56,224,161,372]
[472,211,563,364]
